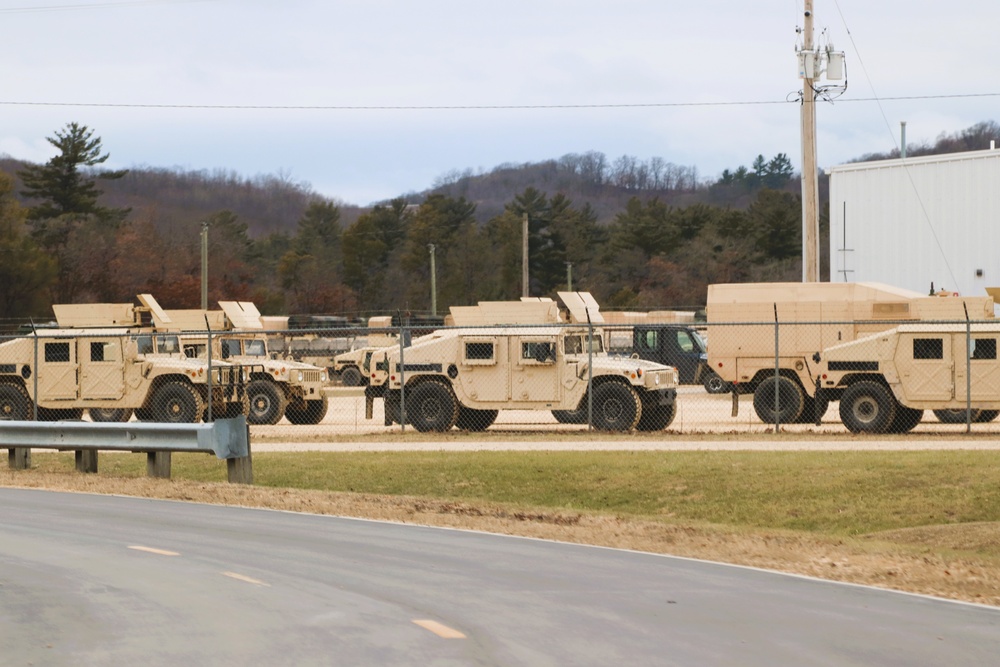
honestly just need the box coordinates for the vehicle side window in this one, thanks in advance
[90,341,118,362]
[466,342,493,360]
[676,331,695,353]
[522,341,555,363]
[44,342,71,362]
[135,336,154,355]
[641,331,657,350]
[971,338,997,360]
[913,338,943,360]
[564,336,582,355]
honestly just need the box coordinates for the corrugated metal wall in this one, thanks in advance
[829,149,1000,300]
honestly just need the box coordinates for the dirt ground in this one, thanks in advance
[4,463,1000,609]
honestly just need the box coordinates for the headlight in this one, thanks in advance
[654,375,660,385]
[297,371,304,382]
[321,372,327,382]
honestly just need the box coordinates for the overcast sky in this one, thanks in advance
[1,0,996,206]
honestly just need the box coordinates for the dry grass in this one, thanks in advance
[4,453,1000,608]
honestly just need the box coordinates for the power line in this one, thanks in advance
[0,92,997,111]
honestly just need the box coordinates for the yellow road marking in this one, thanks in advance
[221,571,270,587]
[412,619,466,639]
[128,546,180,556]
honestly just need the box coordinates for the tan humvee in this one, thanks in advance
[706,282,996,424]
[137,297,330,426]
[814,322,1000,433]
[364,293,679,432]
[0,326,246,423]
[332,316,395,387]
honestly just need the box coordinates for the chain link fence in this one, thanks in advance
[2,318,999,436]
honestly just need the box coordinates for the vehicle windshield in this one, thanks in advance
[564,334,604,355]
[244,339,267,357]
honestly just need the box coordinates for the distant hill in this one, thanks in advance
[3,120,997,236]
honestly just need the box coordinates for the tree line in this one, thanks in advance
[34,120,1000,323]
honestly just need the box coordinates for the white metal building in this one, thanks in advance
[827,148,1000,298]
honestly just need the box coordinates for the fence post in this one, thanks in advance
[773,303,780,430]
[75,450,98,473]
[147,451,171,478]
[227,423,253,484]
[8,447,30,470]
[398,320,406,432]
[965,305,972,433]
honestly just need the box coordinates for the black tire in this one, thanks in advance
[976,410,1000,423]
[636,395,675,431]
[151,381,203,423]
[37,407,84,421]
[839,381,897,434]
[285,396,329,425]
[552,410,586,424]
[592,382,641,432]
[933,408,980,424]
[406,381,458,432]
[134,407,154,421]
[752,376,805,424]
[247,379,286,425]
[89,407,133,422]
[703,371,731,394]
[455,406,498,431]
[795,394,830,424]
[0,384,32,421]
[340,366,364,387]
[888,406,924,433]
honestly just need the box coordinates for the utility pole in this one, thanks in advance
[521,213,529,297]
[800,0,819,283]
[428,243,437,316]
[200,221,209,309]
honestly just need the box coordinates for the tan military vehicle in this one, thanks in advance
[814,323,1000,433]
[363,294,679,432]
[706,282,996,424]
[0,325,246,423]
[136,297,330,426]
[332,316,395,387]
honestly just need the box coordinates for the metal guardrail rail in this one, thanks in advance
[2,416,253,483]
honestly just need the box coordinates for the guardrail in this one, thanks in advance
[2,416,253,484]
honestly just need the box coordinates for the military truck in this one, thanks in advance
[53,296,330,425]
[0,327,246,423]
[706,282,996,424]
[136,297,329,426]
[813,323,1000,433]
[363,294,679,432]
[605,323,728,393]
[262,314,361,374]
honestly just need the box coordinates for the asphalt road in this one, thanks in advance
[2,488,998,666]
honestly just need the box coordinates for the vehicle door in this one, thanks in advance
[37,338,78,400]
[893,333,953,401]
[512,335,560,402]
[954,334,1000,403]
[665,328,704,384]
[455,336,510,402]
[79,337,126,400]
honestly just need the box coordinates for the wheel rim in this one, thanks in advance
[601,398,624,423]
[251,395,272,416]
[852,396,879,424]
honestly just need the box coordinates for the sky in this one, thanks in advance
[1,0,997,206]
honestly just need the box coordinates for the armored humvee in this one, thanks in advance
[814,323,1000,433]
[363,293,679,432]
[332,316,395,387]
[131,296,329,425]
[0,326,246,423]
[706,282,996,424]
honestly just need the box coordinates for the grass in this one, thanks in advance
[22,449,1000,552]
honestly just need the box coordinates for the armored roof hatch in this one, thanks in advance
[137,293,173,326]
[558,291,605,324]
[219,301,264,330]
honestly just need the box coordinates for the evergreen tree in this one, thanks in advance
[0,173,57,319]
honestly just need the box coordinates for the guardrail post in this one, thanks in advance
[75,450,98,473]
[9,447,30,470]
[227,423,253,484]
[147,451,172,478]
